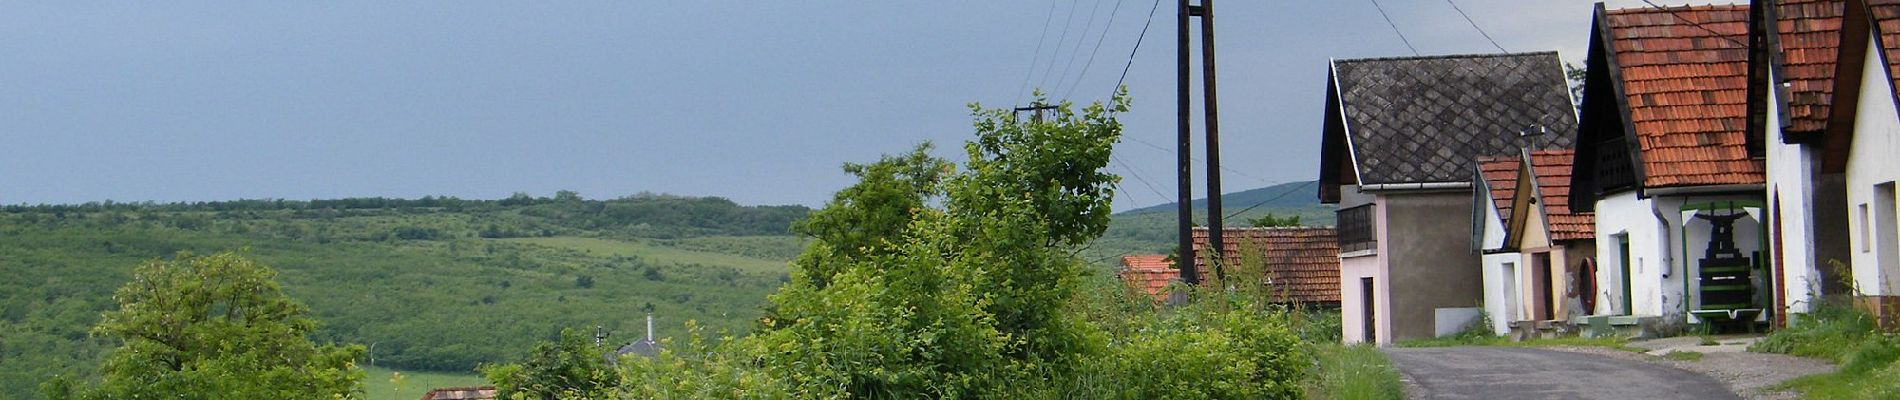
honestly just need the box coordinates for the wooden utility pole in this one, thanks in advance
[1178,0,1225,285]
[1014,103,1059,122]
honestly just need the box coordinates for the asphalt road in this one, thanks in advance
[1385,347,1740,400]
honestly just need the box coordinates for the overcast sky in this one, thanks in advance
[0,1,1681,209]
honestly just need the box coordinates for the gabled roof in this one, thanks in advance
[1774,0,1849,137]
[1117,255,1176,301]
[1526,150,1596,241]
[1190,227,1342,303]
[1317,52,1578,202]
[1477,156,1522,224]
[1601,4,1766,188]
[1870,0,1900,98]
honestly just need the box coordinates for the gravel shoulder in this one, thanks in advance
[1386,346,1738,400]
[1540,337,1835,400]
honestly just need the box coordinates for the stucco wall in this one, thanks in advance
[1848,36,1900,296]
[1478,189,1515,334]
[1383,191,1483,341]
[1768,73,1824,314]
[1340,254,1386,345]
[1593,191,1683,318]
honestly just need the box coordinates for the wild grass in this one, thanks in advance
[360,366,486,400]
[501,236,791,274]
[1752,298,1900,398]
[1306,344,1405,400]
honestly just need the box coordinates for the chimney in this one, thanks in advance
[645,313,654,342]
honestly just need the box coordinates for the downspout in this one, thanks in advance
[1651,200,1680,319]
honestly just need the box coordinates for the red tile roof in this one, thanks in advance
[1527,150,1596,241]
[1604,4,1766,188]
[1189,227,1342,303]
[1477,150,1595,242]
[1871,1,1900,104]
[1117,255,1177,301]
[1478,156,1521,224]
[1776,0,1846,135]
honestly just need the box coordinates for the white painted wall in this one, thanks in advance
[1767,72,1823,314]
[1847,35,1900,296]
[1592,191,1685,318]
[1477,188,1516,334]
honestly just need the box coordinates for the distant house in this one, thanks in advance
[1189,227,1343,306]
[1118,255,1177,301]
[420,386,496,400]
[1473,150,1596,336]
[1569,3,1770,330]
[1318,51,1578,345]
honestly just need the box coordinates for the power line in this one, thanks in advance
[1038,0,1083,91]
[1112,153,1173,207]
[1221,180,1318,223]
[1111,0,1164,101]
[1016,0,1062,106]
[1639,0,1748,48]
[1119,135,1272,185]
[1444,0,1506,53]
[1064,0,1129,100]
[1367,0,1420,56]
[1053,0,1106,98]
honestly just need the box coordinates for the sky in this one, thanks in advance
[0,1,1679,209]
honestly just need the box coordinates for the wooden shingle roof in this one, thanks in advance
[1602,4,1767,188]
[1190,227,1341,304]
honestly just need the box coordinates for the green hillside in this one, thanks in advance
[0,194,807,399]
[1082,181,1335,266]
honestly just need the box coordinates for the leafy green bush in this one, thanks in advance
[480,329,617,400]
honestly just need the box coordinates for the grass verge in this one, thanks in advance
[1751,299,1900,398]
[1307,344,1405,400]
[360,366,487,400]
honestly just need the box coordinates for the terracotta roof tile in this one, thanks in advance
[1477,156,1521,224]
[1526,150,1596,241]
[1189,227,1342,303]
[1776,0,1845,135]
[1870,0,1900,106]
[1604,4,1766,188]
[1118,255,1177,301]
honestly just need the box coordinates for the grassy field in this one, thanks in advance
[361,366,487,400]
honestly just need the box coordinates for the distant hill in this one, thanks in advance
[1082,180,1335,266]
[1120,180,1325,216]
[0,193,810,399]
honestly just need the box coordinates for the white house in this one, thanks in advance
[1844,0,1900,325]
[1475,150,1596,337]
[1762,0,1856,324]
[1569,3,1771,331]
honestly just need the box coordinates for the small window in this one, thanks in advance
[1863,204,1873,253]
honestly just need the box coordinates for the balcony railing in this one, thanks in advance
[1338,204,1376,253]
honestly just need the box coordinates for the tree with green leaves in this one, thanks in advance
[480,329,618,400]
[1247,213,1302,228]
[43,251,364,400]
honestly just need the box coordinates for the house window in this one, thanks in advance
[1339,204,1377,253]
[1865,203,1873,253]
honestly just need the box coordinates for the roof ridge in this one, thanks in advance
[1605,2,1748,14]
[1331,50,1560,65]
